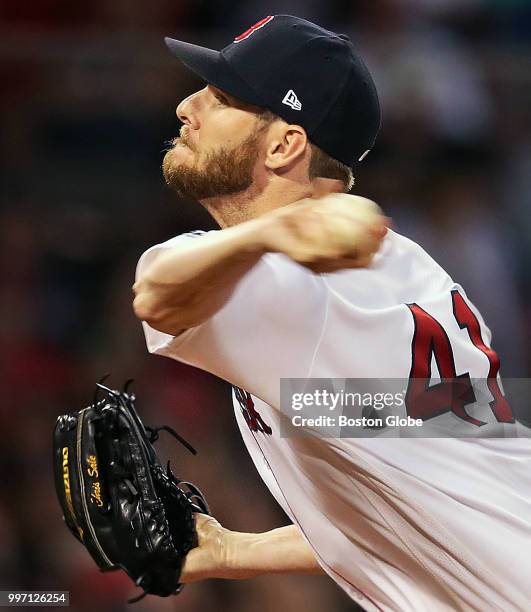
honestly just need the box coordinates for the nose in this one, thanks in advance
[176,89,202,130]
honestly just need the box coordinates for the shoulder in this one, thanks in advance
[146,229,213,250]
[136,230,216,271]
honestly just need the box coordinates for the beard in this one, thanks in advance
[162,128,263,201]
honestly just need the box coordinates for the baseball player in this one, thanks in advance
[133,15,531,612]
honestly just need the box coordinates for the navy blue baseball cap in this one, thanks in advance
[165,15,381,167]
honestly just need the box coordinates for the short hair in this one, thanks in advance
[256,110,354,192]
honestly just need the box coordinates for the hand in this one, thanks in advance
[260,193,389,273]
[180,514,230,583]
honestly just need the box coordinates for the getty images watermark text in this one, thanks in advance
[280,378,531,438]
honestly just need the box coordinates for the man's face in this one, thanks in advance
[163,85,267,200]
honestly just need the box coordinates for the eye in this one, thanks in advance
[213,91,229,106]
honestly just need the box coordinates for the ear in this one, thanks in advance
[264,124,308,171]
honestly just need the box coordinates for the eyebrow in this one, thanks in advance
[208,85,235,105]
[208,84,262,113]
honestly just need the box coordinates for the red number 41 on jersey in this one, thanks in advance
[406,289,514,426]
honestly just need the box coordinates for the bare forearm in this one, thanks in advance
[224,525,323,580]
[180,517,324,584]
[133,218,268,333]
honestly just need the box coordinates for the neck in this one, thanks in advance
[200,176,345,228]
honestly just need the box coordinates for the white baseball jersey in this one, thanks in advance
[137,229,531,612]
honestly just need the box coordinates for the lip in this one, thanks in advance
[169,136,193,152]
[176,133,197,152]
[169,142,195,162]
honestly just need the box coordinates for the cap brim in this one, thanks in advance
[164,37,259,105]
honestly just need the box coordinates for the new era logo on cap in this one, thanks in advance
[234,15,274,43]
[282,89,302,111]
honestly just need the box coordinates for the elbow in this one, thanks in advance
[132,281,166,326]
[132,282,187,334]
[133,291,162,327]
[133,295,177,334]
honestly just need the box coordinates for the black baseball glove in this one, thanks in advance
[53,380,209,603]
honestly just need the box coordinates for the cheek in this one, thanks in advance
[217,127,247,148]
[203,113,252,148]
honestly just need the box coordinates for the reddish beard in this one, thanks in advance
[162,129,263,201]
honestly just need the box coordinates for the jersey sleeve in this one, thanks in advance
[135,231,328,405]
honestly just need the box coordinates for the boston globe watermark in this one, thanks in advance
[280,378,531,438]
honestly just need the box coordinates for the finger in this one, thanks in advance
[369,222,389,238]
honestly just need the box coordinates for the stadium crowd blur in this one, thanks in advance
[1,1,530,610]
